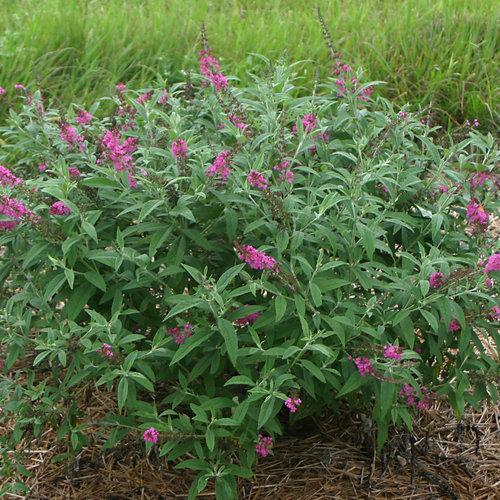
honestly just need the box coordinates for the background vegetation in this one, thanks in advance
[0,0,498,127]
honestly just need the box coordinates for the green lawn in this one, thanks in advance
[0,0,497,126]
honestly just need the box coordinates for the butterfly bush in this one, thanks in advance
[0,44,498,499]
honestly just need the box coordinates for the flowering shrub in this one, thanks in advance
[0,40,498,498]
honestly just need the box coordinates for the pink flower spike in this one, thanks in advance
[0,165,23,187]
[255,434,273,458]
[14,83,25,90]
[59,123,85,151]
[247,170,269,190]
[280,169,294,184]
[466,201,489,229]
[68,166,81,180]
[38,162,47,173]
[115,82,127,93]
[469,172,490,190]
[205,150,232,183]
[491,306,500,321]
[136,91,153,104]
[158,90,169,105]
[49,201,71,216]
[143,427,159,444]
[76,110,93,125]
[383,344,402,360]
[284,397,302,413]
[97,343,114,358]
[429,272,444,289]
[237,244,279,272]
[0,87,5,96]
[448,319,461,333]
[171,139,188,159]
[354,356,373,377]
[0,196,33,230]
[484,253,500,274]
[167,323,193,344]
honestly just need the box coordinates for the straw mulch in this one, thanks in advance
[2,389,499,500]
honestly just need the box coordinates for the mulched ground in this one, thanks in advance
[2,395,498,499]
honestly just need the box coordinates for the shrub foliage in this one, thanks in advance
[0,45,498,498]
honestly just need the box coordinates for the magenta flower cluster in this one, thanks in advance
[199,49,228,92]
[354,356,374,377]
[429,272,445,289]
[206,150,232,183]
[234,308,261,327]
[59,123,85,151]
[255,434,273,458]
[400,384,430,410]
[49,201,71,216]
[167,323,193,344]
[448,319,461,333]
[68,166,81,180]
[237,245,279,271]
[383,344,402,360]
[229,114,246,130]
[171,138,188,159]
[76,110,93,125]
[484,254,500,274]
[466,200,489,229]
[247,170,269,190]
[470,172,490,190]
[101,129,138,188]
[284,396,302,413]
[333,64,373,101]
[143,427,159,444]
[115,82,126,93]
[292,114,317,135]
[158,90,169,105]
[273,160,294,184]
[0,165,23,187]
[465,118,480,128]
[0,196,32,230]
[136,91,153,104]
[97,343,114,358]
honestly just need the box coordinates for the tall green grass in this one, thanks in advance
[0,0,497,126]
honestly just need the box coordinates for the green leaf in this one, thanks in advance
[117,377,129,411]
[43,272,66,301]
[139,199,163,221]
[275,295,287,322]
[300,359,326,383]
[64,285,95,320]
[81,177,119,189]
[205,427,215,451]
[215,476,237,500]
[170,329,211,365]
[129,371,154,392]
[336,372,364,398]
[165,295,202,320]
[216,264,245,292]
[356,222,375,260]
[84,271,107,292]
[64,268,75,289]
[421,309,438,333]
[257,396,276,428]
[82,221,98,243]
[149,228,172,257]
[224,375,255,386]
[309,282,322,307]
[217,318,238,367]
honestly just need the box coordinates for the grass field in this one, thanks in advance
[0,0,497,126]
